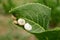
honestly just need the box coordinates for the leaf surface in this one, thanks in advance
[10,3,51,33]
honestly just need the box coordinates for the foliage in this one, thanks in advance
[0,0,60,40]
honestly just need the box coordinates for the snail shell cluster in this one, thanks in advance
[18,18,32,31]
[13,17,32,31]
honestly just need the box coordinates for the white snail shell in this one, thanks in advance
[18,18,25,25]
[24,23,32,31]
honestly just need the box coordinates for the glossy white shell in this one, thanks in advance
[18,18,25,25]
[24,23,32,31]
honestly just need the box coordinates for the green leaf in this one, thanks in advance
[34,30,60,40]
[9,3,51,33]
